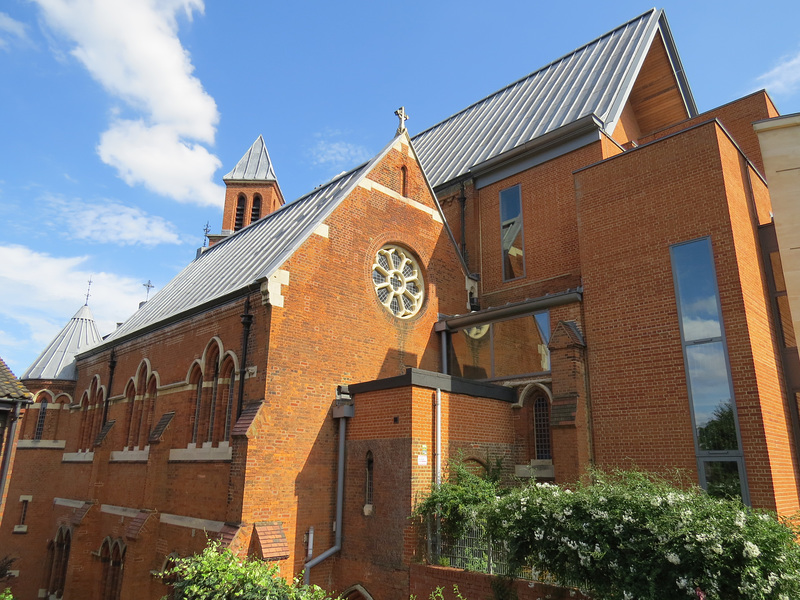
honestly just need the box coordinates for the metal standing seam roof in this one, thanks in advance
[22,304,102,381]
[412,8,694,189]
[97,136,419,348]
[223,135,278,181]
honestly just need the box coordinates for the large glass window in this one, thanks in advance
[500,185,524,280]
[449,310,550,381]
[671,238,748,502]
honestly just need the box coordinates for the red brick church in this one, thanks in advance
[2,8,799,600]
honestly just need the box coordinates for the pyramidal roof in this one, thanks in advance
[223,135,278,182]
[22,304,102,381]
[412,8,696,188]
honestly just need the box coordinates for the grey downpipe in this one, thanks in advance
[0,401,22,502]
[304,413,347,584]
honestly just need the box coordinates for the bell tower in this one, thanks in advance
[212,135,284,245]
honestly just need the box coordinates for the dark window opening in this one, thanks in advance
[365,451,374,506]
[234,194,246,231]
[34,397,48,440]
[533,396,551,460]
[251,194,262,223]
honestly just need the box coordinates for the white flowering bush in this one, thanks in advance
[416,468,800,600]
[160,539,336,600]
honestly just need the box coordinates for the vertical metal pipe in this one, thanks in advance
[237,297,253,419]
[0,401,22,503]
[435,388,442,487]
[304,414,348,584]
[102,349,117,427]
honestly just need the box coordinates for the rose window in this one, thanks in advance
[372,245,424,318]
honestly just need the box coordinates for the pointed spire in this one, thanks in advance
[21,305,103,381]
[223,135,278,182]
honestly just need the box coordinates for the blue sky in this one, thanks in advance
[2,0,800,375]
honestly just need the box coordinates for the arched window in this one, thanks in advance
[234,194,246,231]
[78,392,90,450]
[206,360,220,443]
[191,371,203,444]
[47,526,71,598]
[138,377,157,449]
[251,194,262,223]
[533,395,551,460]
[217,358,236,443]
[400,166,408,197]
[106,540,125,600]
[34,394,49,440]
[365,451,374,506]
[124,381,137,449]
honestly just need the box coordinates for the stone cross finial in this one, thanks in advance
[395,106,409,135]
[143,279,155,301]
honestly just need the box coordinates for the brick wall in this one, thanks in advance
[575,120,799,510]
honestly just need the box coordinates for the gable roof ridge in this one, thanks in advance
[412,8,659,141]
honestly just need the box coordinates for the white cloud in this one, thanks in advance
[0,244,146,372]
[0,12,29,50]
[757,47,800,97]
[33,0,222,206]
[98,121,223,207]
[49,195,184,246]
[311,133,371,169]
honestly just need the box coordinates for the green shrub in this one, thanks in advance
[416,468,800,600]
[161,539,336,600]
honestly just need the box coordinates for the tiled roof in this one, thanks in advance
[223,135,278,182]
[22,305,102,381]
[0,357,32,400]
[252,523,290,561]
[412,8,696,188]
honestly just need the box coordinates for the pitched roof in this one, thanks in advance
[0,357,32,401]
[22,305,102,381]
[223,135,278,181]
[95,134,416,348]
[412,8,696,189]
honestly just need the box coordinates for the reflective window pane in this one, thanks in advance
[500,185,524,280]
[703,460,742,501]
[449,325,491,380]
[686,342,737,451]
[672,240,722,341]
[494,315,549,378]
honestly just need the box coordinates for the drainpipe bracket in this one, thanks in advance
[332,404,354,419]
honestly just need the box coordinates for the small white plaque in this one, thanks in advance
[418,455,428,466]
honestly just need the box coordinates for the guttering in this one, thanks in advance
[435,289,582,333]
